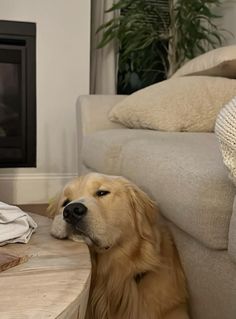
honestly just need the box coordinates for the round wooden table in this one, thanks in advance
[0,213,91,319]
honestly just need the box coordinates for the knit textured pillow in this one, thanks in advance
[215,97,236,185]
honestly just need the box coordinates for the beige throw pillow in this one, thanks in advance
[109,76,236,132]
[186,59,236,79]
[172,45,236,77]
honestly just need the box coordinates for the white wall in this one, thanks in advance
[0,0,90,204]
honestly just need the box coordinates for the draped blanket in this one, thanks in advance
[215,97,236,186]
[0,202,37,246]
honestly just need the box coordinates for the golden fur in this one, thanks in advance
[49,173,189,319]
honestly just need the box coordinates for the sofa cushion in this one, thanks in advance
[82,129,156,175]
[169,223,236,319]
[109,76,236,132]
[119,132,235,249]
[82,130,235,249]
[172,45,236,77]
[185,59,236,79]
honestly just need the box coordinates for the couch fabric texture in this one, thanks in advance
[229,197,236,263]
[83,128,235,250]
[77,94,236,319]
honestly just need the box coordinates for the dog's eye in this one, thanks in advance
[96,190,110,197]
[62,199,70,207]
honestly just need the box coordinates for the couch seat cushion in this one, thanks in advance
[82,129,235,249]
[119,132,235,249]
[82,129,156,175]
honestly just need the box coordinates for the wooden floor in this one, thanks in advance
[18,204,49,218]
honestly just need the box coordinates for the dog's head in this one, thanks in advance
[49,173,158,251]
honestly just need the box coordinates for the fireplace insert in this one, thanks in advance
[0,20,36,168]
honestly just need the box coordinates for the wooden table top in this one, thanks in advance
[0,213,91,319]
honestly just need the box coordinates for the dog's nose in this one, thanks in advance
[63,202,87,223]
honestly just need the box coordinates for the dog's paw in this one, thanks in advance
[50,213,69,239]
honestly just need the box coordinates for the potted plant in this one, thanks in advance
[97,0,228,93]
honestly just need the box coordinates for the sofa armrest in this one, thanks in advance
[76,94,127,174]
[76,95,126,136]
[229,196,236,263]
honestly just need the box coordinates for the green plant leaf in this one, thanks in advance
[96,0,230,91]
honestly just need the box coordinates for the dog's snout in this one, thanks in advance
[63,202,87,223]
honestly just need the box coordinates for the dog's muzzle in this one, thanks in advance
[63,202,87,224]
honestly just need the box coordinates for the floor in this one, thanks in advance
[18,204,49,218]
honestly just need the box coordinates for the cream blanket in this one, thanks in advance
[0,202,37,246]
[215,96,236,185]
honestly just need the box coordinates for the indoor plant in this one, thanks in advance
[97,0,227,93]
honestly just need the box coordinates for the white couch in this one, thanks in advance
[77,94,236,319]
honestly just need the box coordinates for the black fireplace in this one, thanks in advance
[0,20,36,168]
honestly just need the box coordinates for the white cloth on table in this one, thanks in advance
[0,202,37,246]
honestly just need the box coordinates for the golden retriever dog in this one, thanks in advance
[49,173,189,319]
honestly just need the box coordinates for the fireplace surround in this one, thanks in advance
[0,20,36,168]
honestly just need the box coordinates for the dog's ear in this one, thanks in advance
[126,181,158,241]
[47,176,82,219]
[47,192,63,219]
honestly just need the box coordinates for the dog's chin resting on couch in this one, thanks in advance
[48,172,189,319]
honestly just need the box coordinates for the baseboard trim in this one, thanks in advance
[0,173,77,204]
